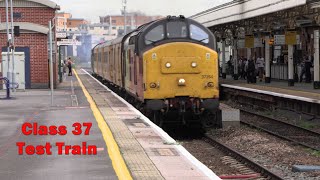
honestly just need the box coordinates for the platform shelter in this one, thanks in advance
[191,0,320,89]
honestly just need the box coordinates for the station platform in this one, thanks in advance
[220,76,320,103]
[0,69,219,180]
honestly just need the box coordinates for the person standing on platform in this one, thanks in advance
[256,56,265,82]
[242,58,247,80]
[238,56,244,79]
[246,57,256,83]
[305,56,312,83]
[67,57,73,76]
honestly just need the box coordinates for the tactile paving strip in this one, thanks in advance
[78,73,164,180]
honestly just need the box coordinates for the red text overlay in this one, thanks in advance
[17,122,98,155]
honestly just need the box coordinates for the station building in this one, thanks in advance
[0,0,59,89]
[191,0,320,89]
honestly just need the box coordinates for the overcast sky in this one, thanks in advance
[52,0,231,23]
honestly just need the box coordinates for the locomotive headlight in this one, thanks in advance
[178,78,186,86]
[150,83,157,88]
[191,62,197,68]
[165,62,171,68]
[207,82,214,88]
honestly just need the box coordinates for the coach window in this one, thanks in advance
[145,25,164,45]
[190,24,209,43]
[167,21,187,38]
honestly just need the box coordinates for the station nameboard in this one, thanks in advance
[57,39,82,46]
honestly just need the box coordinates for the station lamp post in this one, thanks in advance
[122,0,127,35]
[48,18,57,106]
[10,0,15,91]
[264,32,271,83]
[314,29,320,89]
[4,0,11,89]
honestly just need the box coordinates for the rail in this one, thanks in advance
[203,135,283,180]
[240,109,320,151]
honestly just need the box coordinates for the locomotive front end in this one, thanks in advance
[143,42,221,127]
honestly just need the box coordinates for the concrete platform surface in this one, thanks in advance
[76,69,220,180]
[0,75,117,180]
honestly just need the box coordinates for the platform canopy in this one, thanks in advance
[0,0,60,10]
[0,22,49,34]
[190,0,307,27]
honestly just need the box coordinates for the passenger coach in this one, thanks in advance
[92,15,222,128]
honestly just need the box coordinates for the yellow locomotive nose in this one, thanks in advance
[143,42,219,99]
[178,78,186,86]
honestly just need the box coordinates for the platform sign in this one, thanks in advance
[237,39,245,48]
[57,39,82,46]
[245,35,254,48]
[254,38,263,48]
[285,31,297,45]
[274,34,300,45]
[274,35,285,45]
[56,32,67,39]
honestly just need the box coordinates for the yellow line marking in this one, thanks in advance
[74,69,132,180]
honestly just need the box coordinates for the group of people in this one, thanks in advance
[236,56,265,83]
[227,55,314,83]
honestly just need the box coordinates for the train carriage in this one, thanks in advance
[92,16,222,128]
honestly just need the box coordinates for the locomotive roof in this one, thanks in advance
[92,16,213,51]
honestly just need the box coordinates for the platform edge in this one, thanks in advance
[74,69,133,180]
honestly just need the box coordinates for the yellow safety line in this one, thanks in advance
[74,69,132,180]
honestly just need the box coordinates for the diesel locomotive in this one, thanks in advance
[91,15,222,128]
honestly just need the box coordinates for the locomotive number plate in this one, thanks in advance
[202,75,214,79]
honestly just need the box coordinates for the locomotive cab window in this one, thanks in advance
[144,25,164,45]
[167,21,187,38]
[129,36,136,45]
[190,24,209,43]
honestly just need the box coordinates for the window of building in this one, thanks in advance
[190,24,209,43]
[69,22,71,25]
[112,20,116,23]
[167,21,187,38]
[144,25,164,45]
[90,27,94,30]
[112,27,116,30]
[104,27,109,30]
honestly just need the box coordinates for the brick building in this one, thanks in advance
[100,12,163,32]
[56,12,72,32]
[0,0,59,88]
[66,18,88,32]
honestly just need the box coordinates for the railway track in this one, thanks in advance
[240,109,320,151]
[203,135,283,180]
